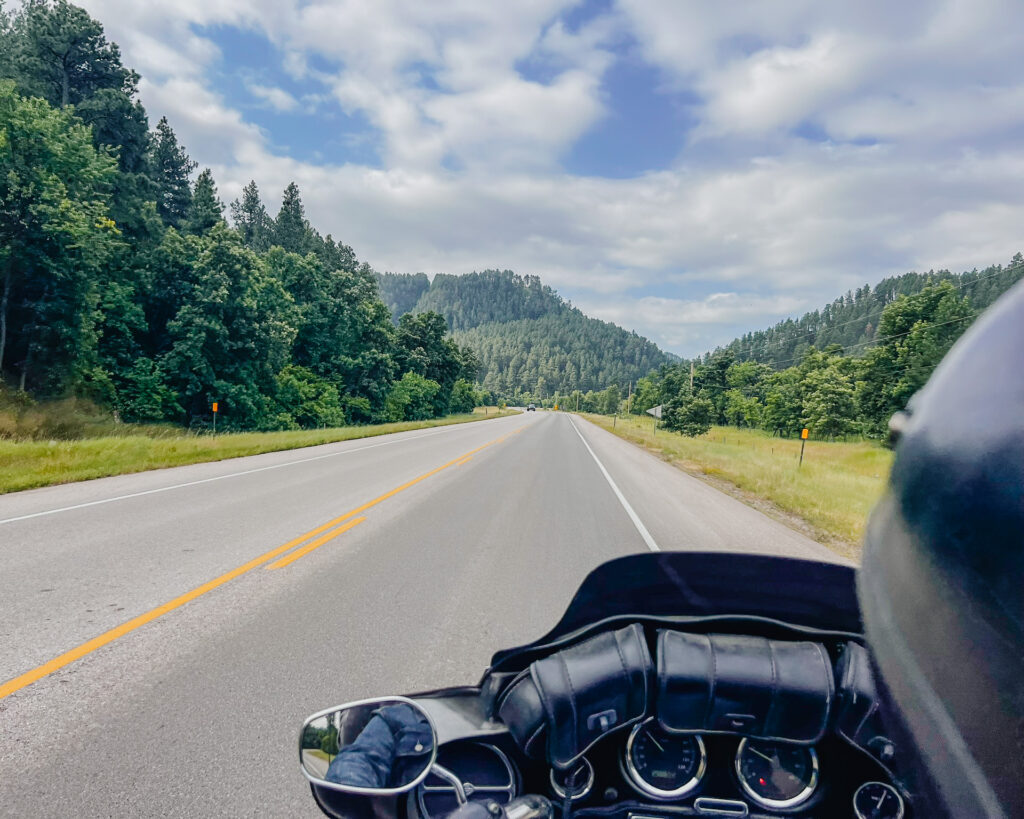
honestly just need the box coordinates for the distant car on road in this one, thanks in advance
[526,403,536,411]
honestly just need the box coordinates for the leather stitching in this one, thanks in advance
[532,664,556,749]
[815,642,833,739]
[705,634,717,730]
[559,651,579,763]
[613,630,630,722]
[765,638,778,736]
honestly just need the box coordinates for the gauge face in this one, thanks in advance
[735,739,819,810]
[624,722,707,799]
[854,782,905,819]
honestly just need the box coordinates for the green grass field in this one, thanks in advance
[0,407,514,494]
[583,414,892,558]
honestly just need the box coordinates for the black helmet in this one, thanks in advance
[859,280,1024,817]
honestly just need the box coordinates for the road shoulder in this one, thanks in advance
[571,414,856,564]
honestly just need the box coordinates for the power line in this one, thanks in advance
[763,312,977,370]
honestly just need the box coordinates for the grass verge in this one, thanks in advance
[0,407,516,495]
[582,413,892,560]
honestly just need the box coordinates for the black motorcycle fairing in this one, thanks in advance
[488,553,860,672]
[656,630,834,743]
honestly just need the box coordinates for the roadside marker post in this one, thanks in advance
[799,427,808,466]
[212,402,219,434]
[647,405,662,438]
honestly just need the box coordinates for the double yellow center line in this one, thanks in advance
[0,427,516,701]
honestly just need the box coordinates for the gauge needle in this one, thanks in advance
[876,791,887,810]
[749,747,775,763]
[647,732,666,753]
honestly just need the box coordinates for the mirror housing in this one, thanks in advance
[300,696,438,794]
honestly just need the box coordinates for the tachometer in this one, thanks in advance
[735,738,818,810]
[623,720,706,800]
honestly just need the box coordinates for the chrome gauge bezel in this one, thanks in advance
[549,757,594,802]
[734,738,819,811]
[622,720,707,800]
[853,781,905,819]
[416,742,518,818]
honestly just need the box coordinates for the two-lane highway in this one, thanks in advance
[0,411,841,817]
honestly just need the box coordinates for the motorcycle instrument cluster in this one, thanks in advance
[303,554,915,819]
[734,738,819,810]
[622,720,706,800]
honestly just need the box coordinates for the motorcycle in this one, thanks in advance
[299,551,912,819]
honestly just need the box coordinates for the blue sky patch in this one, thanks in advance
[563,52,696,177]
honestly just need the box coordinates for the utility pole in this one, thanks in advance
[627,381,632,415]
[689,361,694,391]
[575,391,580,412]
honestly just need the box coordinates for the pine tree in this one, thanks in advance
[185,168,224,235]
[149,116,195,229]
[229,180,272,252]
[8,0,148,172]
[274,181,310,254]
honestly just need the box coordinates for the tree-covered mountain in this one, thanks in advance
[374,271,429,320]
[377,270,673,400]
[721,259,1024,369]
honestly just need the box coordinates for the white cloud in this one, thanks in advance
[246,83,299,112]
[42,0,1024,355]
[619,0,1024,152]
[579,293,810,352]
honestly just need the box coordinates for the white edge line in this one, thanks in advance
[0,417,518,526]
[568,416,660,552]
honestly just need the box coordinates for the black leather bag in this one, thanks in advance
[497,624,653,769]
[656,630,833,743]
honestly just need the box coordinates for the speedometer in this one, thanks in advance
[623,720,706,800]
[735,738,818,810]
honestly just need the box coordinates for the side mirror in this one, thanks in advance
[299,697,438,794]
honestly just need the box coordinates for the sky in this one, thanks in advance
[67,0,1024,356]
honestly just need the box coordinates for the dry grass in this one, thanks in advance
[584,414,892,557]
[0,408,516,494]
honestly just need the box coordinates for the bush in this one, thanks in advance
[663,395,714,437]
[385,372,441,421]
[449,379,477,414]
[0,386,120,440]
[274,365,346,429]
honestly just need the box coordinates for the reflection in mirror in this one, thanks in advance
[300,697,437,793]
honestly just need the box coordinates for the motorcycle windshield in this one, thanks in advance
[490,552,860,669]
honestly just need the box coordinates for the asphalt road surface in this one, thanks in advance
[0,411,843,817]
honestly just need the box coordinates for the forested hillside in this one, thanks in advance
[375,272,429,321]
[377,269,672,401]
[724,261,1024,369]
[606,256,1024,441]
[0,0,482,433]
[457,314,669,399]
